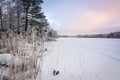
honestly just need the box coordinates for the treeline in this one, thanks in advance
[77,31,120,38]
[0,0,57,37]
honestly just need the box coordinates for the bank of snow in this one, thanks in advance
[0,53,21,77]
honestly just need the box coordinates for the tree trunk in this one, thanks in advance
[17,2,20,34]
[0,6,3,31]
[8,3,12,30]
[25,5,29,31]
[9,13,12,29]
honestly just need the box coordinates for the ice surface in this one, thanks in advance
[41,38,120,80]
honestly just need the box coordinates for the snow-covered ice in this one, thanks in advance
[41,38,120,80]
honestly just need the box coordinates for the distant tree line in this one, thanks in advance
[47,29,58,38]
[77,31,120,38]
[0,0,57,37]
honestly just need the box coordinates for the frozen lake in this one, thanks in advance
[41,38,120,80]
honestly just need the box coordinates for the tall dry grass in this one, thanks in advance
[0,29,47,80]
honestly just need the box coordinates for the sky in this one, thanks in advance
[42,0,120,35]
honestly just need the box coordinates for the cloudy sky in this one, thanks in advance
[42,0,120,35]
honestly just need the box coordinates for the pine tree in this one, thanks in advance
[21,0,43,31]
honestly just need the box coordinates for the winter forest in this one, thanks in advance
[0,0,57,80]
[0,0,120,80]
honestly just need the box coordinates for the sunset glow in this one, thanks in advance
[42,0,120,35]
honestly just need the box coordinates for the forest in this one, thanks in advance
[0,0,57,80]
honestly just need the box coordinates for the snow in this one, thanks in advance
[41,38,120,80]
[0,53,21,77]
[0,38,120,80]
[0,53,21,65]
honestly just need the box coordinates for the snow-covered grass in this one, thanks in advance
[0,30,47,80]
[41,38,120,80]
